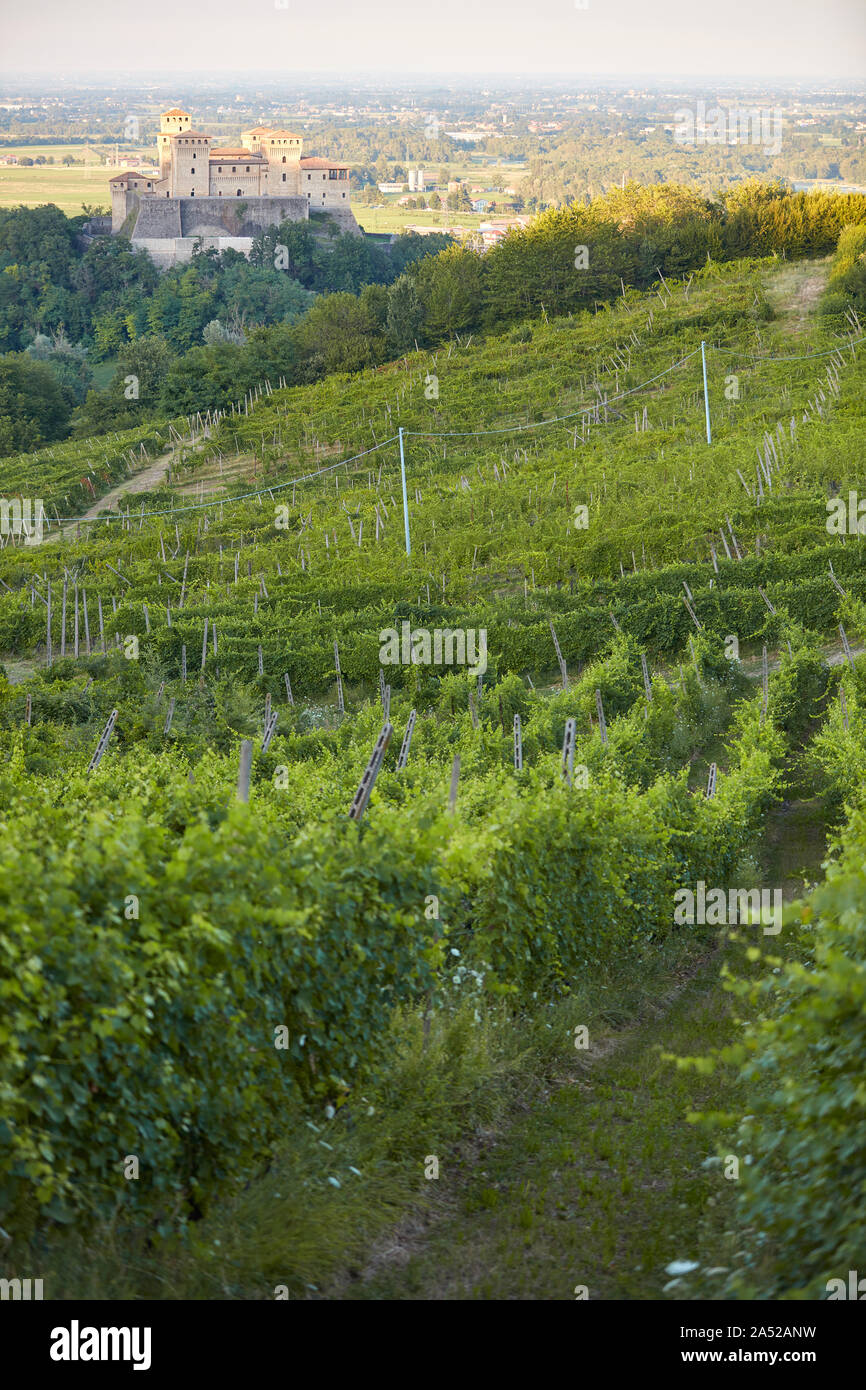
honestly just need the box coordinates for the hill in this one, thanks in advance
[1,247,865,1302]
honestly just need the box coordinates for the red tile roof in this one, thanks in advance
[299,157,350,169]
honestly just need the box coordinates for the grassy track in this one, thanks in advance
[332,792,828,1302]
[340,946,740,1300]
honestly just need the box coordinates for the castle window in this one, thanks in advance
[246,166,250,172]
[329,169,338,179]
[282,156,286,163]
[232,166,236,173]
[237,189,242,196]
[282,173,286,182]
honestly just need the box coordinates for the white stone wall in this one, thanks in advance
[169,134,210,197]
[132,235,254,268]
[301,166,351,210]
[207,162,265,197]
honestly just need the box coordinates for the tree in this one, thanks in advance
[0,353,74,449]
[414,244,483,339]
[25,330,92,404]
[112,335,175,408]
[386,274,425,351]
[294,292,384,376]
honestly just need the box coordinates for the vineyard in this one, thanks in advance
[1,249,865,1301]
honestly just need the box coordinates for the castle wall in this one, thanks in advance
[170,134,210,197]
[176,196,309,237]
[111,175,168,233]
[134,235,255,269]
[124,196,315,265]
[309,206,363,238]
[207,163,266,197]
[301,166,352,211]
[133,198,183,239]
[264,160,301,195]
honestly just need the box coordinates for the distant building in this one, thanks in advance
[109,107,358,267]
[478,219,528,251]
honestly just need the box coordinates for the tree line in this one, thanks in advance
[2,181,865,449]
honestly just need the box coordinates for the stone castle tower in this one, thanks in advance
[110,107,358,266]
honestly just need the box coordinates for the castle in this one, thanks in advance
[110,108,359,267]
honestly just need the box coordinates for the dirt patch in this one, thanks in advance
[764,258,832,335]
[47,447,178,541]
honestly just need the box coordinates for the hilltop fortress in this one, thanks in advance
[110,108,360,267]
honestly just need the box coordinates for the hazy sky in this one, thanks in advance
[2,0,865,79]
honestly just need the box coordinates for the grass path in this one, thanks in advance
[764,256,832,335]
[332,791,827,1302]
[341,947,741,1300]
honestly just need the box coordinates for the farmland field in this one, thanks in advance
[0,163,117,213]
[354,202,495,234]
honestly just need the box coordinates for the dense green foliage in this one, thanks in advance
[0,247,864,1295]
[2,183,865,442]
[0,633,784,1229]
[823,222,866,318]
[0,352,76,450]
[722,813,866,1298]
